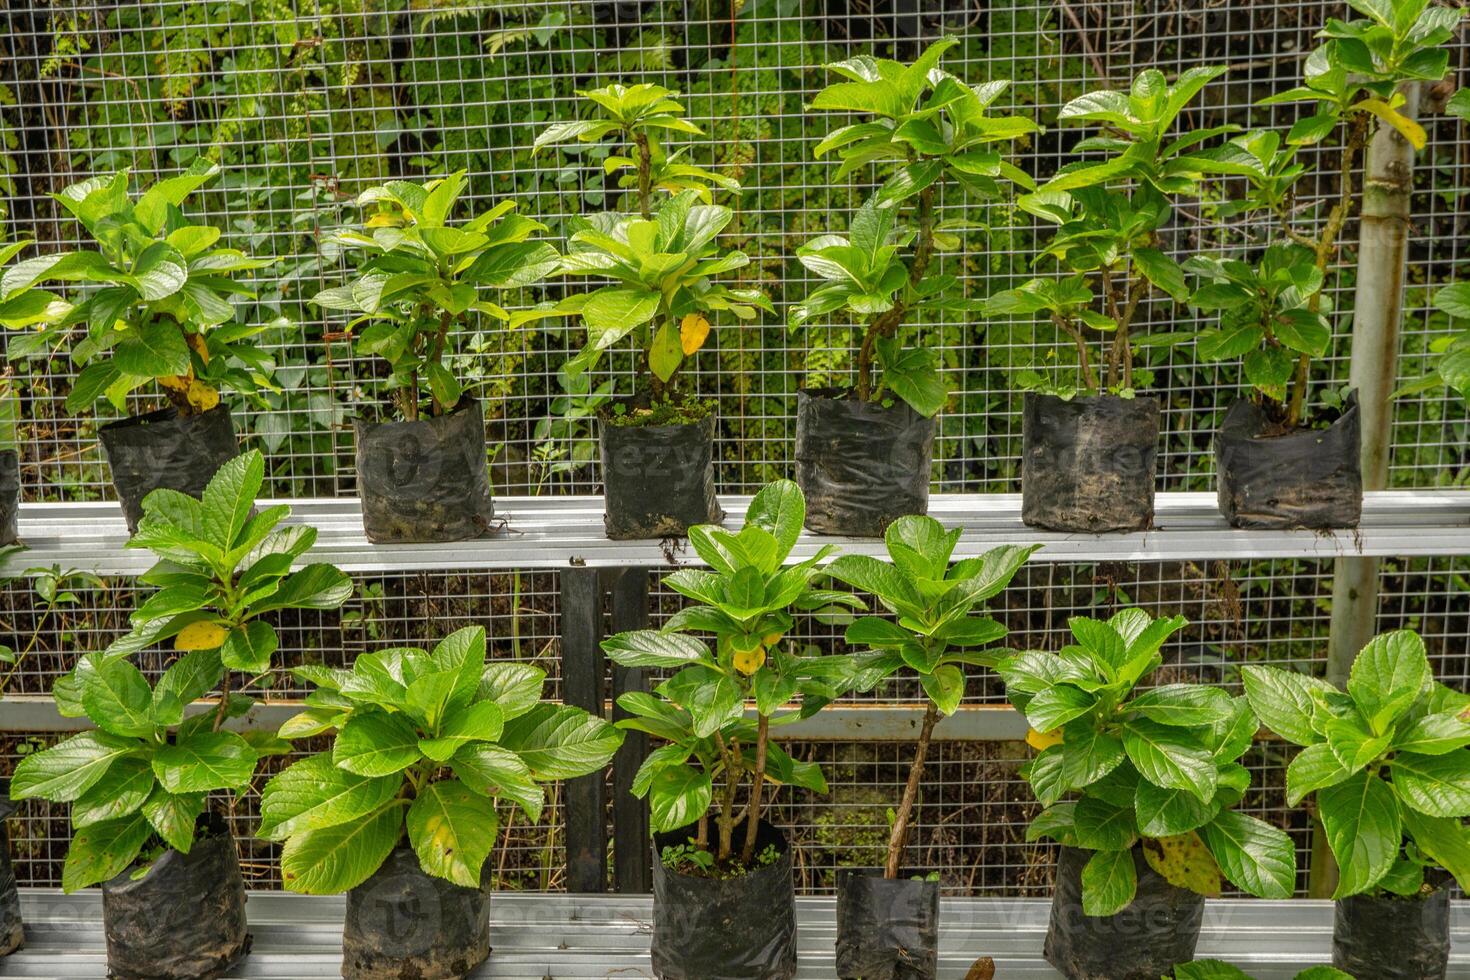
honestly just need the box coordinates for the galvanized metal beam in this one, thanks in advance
[7,490,1470,577]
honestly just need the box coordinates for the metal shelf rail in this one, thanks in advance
[6,891,1470,979]
[5,490,1470,575]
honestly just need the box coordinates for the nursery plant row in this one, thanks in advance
[1,2,1469,550]
[0,455,1467,980]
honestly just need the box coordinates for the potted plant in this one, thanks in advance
[1190,0,1461,528]
[1,162,275,532]
[1001,611,1297,980]
[527,84,770,539]
[603,479,857,978]
[790,39,1038,536]
[981,66,1224,532]
[312,171,560,543]
[822,522,1035,979]
[1242,629,1470,980]
[7,450,350,979]
[259,625,623,979]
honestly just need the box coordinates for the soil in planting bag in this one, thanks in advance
[0,451,18,547]
[835,869,939,980]
[0,787,22,956]
[601,413,722,540]
[1333,883,1451,980]
[651,822,798,980]
[100,815,249,980]
[342,845,490,980]
[1021,392,1158,533]
[1043,846,1204,980]
[99,404,240,533]
[795,387,935,538]
[354,398,496,544]
[1215,391,1362,529]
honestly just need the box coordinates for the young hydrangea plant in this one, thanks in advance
[604,480,859,870]
[311,171,560,421]
[261,626,623,892]
[791,37,1039,415]
[1191,0,1464,426]
[1002,611,1297,915]
[2,161,276,417]
[10,649,278,891]
[1243,629,1470,899]
[982,67,1224,398]
[9,452,353,891]
[826,521,1035,878]
[525,86,767,416]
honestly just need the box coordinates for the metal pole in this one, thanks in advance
[1316,83,1422,899]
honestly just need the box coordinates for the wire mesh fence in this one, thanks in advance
[2,554,1466,892]
[0,0,1467,502]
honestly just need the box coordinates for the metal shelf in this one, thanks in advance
[6,890,1469,979]
[6,490,1470,576]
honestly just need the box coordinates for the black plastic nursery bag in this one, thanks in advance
[98,404,240,533]
[1021,392,1159,533]
[0,451,18,547]
[835,869,940,980]
[600,414,722,540]
[0,788,22,956]
[1333,884,1451,980]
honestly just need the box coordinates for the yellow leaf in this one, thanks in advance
[679,313,711,356]
[1355,97,1427,151]
[175,621,229,652]
[186,380,220,412]
[733,645,766,676]
[1143,832,1222,897]
[762,631,784,648]
[159,375,191,393]
[365,212,403,228]
[1026,727,1064,751]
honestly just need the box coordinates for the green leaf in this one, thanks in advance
[1400,807,1470,892]
[253,564,353,614]
[657,666,744,740]
[1134,780,1218,837]
[451,743,544,822]
[62,812,152,892]
[1242,665,1333,746]
[152,731,257,793]
[406,779,499,888]
[1025,685,1097,732]
[201,450,264,549]
[418,701,505,762]
[1059,724,1126,790]
[477,662,547,720]
[258,753,404,840]
[220,621,278,674]
[1123,719,1218,801]
[334,709,424,777]
[113,321,192,378]
[10,730,140,803]
[1127,685,1234,727]
[1081,847,1138,916]
[648,764,713,833]
[280,803,405,894]
[404,670,461,732]
[1395,711,1470,755]
[499,703,623,779]
[1347,630,1431,734]
[142,786,206,852]
[1391,750,1470,818]
[920,664,965,716]
[70,756,156,828]
[603,630,711,668]
[1320,770,1401,898]
[77,654,155,738]
[1324,714,1392,771]
[429,627,488,708]
[745,479,805,562]
[1072,796,1138,851]
[1132,248,1188,302]
[1285,742,1353,806]
[1200,810,1295,899]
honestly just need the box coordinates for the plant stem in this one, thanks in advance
[714,731,738,864]
[857,182,937,402]
[885,701,940,880]
[0,606,56,694]
[740,713,770,866]
[1286,113,1369,428]
[428,309,453,416]
[633,131,653,220]
[1055,313,1097,392]
[212,670,233,733]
